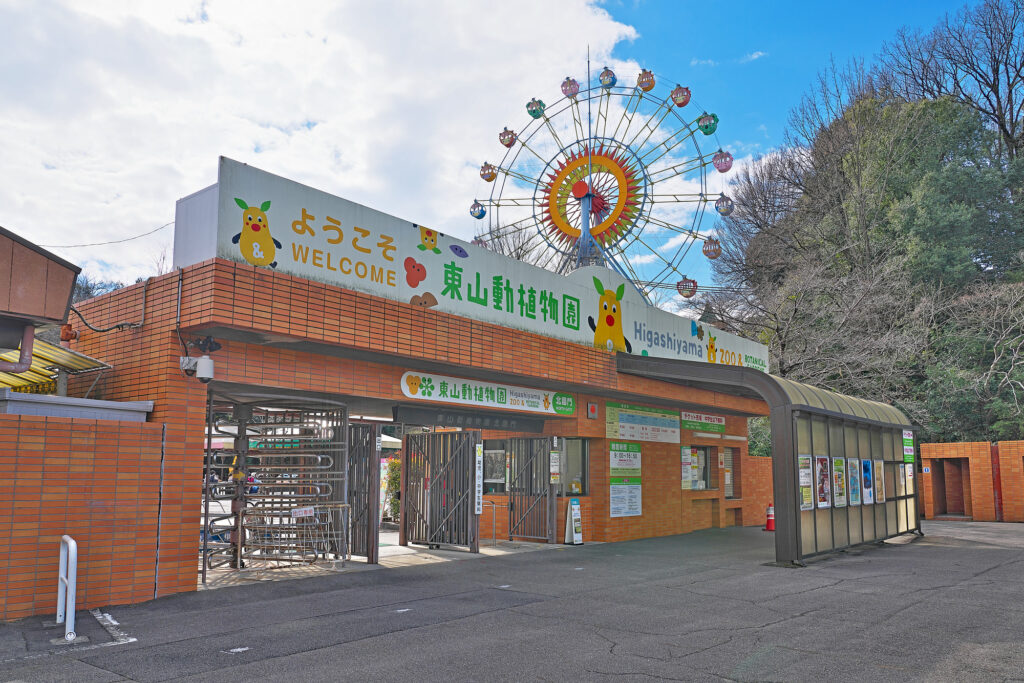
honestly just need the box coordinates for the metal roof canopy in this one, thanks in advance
[0,338,109,389]
[617,355,919,565]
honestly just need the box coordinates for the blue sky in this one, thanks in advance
[607,0,964,153]
[0,1,968,295]
[595,0,966,289]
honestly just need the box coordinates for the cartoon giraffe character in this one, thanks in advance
[707,336,717,363]
[587,276,632,353]
[232,198,282,268]
[543,394,551,410]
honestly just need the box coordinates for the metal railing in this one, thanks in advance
[56,535,78,642]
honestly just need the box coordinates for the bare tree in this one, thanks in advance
[880,0,1024,159]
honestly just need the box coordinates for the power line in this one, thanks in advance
[39,221,173,248]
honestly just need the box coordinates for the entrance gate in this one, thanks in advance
[508,438,554,542]
[401,431,481,552]
[201,386,369,581]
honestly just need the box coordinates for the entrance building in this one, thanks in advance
[0,159,919,619]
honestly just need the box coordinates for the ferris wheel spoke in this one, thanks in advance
[647,156,711,183]
[624,97,674,152]
[639,124,699,167]
[609,88,642,142]
[495,166,538,185]
[647,193,706,203]
[517,139,547,164]
[644,215,704,239]
[541,117,565,151]
[569,99,585,143]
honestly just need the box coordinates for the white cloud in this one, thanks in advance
[0,0,637,283]
[740,50,767,63]
[689,58,717,67]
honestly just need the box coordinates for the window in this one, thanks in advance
[558,439,589,496]
[724,447,740,498]
[688,446,716,490]
[482,440,507,494]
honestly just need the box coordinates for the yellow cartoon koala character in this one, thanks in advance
[232,198,282,268]
[587,277,632,353]
[405,375,422,395]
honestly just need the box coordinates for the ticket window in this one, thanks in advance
[691,446,717,490]
[558,438,589,496]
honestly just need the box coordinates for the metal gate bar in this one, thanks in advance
[508,438,551,541]
[402,431,480,552]
[348,423,381,563]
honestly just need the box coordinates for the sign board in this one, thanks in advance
[291,506,315,518]
[923,466,930,474]
[606,402,680,443]
[902,429,915,463]
[681,447,697,490]
[680,411,726,433]
[549,451,561,484]
[609,442,642,517]
[400,371,574,415]
[393,405,544,433]
[565,498,583,545]
[175,158,769,371]
[474,444,484,515]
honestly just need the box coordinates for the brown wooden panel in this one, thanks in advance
[0,235,12,311]
[8,242,48,317]
[44,262,76,321]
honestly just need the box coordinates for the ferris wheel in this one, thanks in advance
[469,65,734,306]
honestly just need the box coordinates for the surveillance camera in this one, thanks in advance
[179,356,197,376]
[196,355,214,384]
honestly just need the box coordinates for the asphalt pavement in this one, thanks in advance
[2,521,1024,682]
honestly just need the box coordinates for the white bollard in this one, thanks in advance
[56,535,78,641]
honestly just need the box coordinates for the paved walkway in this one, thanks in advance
[3,521,1024,681]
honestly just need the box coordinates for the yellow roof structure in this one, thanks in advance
[0,338,109,391]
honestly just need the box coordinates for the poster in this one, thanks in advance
[606,402,680,443]
[798,455,814,511]
[848,457,861,506]
[815,455,831,508]
[609,442,642,517]
[874,459,885,503]
[862,458,875,505]
[832,457,847,507]
[549,451,561,484]
[680,447,696,490]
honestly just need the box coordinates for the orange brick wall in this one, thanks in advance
[0,258,773,619]
[920,442,996,521]
[0,415,165,621]
[997,441,1024,522]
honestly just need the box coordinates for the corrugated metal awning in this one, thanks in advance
[0,338,109,390]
